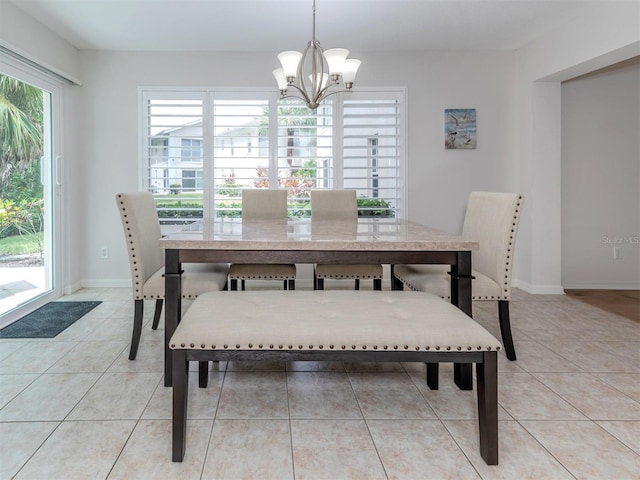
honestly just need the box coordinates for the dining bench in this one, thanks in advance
[169,290,501,465]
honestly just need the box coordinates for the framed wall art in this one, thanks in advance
[445,108,476,149]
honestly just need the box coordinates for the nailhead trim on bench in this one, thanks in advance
[170,342,499,351]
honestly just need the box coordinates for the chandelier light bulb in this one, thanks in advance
[277,51,303,79]
[273,68,288,92]
[323,48,350,76]
[341,59,361,88]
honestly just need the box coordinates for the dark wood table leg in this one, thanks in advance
[451,251,474,390]
[164,249,182,387]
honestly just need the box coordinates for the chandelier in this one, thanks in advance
[272,0,361,110]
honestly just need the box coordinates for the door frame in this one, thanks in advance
[0,53,65,326]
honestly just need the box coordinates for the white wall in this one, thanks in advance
[561,59,640,289]
[512,1,640,293]
[77,50,516,286]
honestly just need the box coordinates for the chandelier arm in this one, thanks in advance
[315,88,352,102]
[297,40,314,104]
[282,83,312,105]
[311,43,328,105]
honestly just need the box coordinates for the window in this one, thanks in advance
[141,89,405,221]
[182,170,203,191]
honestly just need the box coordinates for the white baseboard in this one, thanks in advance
[562,282,640,290]
[512,279,565,295]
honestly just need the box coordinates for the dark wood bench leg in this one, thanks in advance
[317,278,324,290]
[373,279,382,291]
[152,299,163,330]
[172,349,189,462]
[199,361,208,388]
[355,279,360,290]
[288,279,295,290]
[426,363,439,390]
[477,351,498,465]
[129,299,144,360]
[498,300,516,361]
[230,279,238,291]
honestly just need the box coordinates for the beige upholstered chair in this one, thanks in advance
[228,189,296,290]
[311,189,383,290]
[393,192,524,360]
[116,192,229,359]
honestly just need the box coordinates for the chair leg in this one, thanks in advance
[152,299,163,330]
[454,363,474,390]
[373,279,382,291]
[129,299,144,360]
[317,278,324,290]
[426,363,439,390]
[355,279,360,290]
[288,279,295,290]
[230,279,238,291]
[391,274,404,291]
[241,280,246,291]
[498,300,517,361]
[199,361,208,388]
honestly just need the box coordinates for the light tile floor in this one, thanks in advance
[0,287,638,479]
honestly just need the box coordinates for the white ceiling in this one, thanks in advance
[5,0,618,52]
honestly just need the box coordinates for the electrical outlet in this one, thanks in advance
[613,246,622,260]
[100,247,109,259]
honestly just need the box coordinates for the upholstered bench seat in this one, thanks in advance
[170,291,501,465]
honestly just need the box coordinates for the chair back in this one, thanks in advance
[311,189,358,221]
[116,192,163,298]
[462,192,524,300]
[242,189,288,220]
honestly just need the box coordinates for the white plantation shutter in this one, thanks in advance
[141,88,405,221]
[211,98,270,216]
[342,95,403,218]
[141,92,205,223]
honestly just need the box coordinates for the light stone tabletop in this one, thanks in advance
[159,217,478,252]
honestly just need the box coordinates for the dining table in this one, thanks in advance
[160,217,479,387]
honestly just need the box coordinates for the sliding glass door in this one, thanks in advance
[0,59,63,325]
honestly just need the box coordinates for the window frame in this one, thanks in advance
[139,86,407,219]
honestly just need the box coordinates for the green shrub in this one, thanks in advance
[215,202,242,217]
[215,183,244,197]
[156,201,203,219]
[357,198,394,217]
